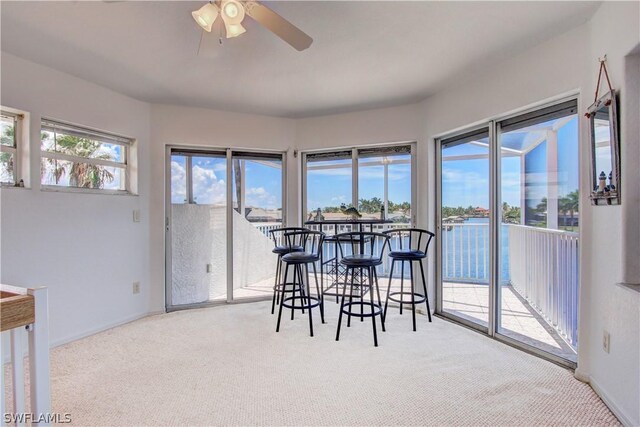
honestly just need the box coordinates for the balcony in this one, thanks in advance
[442,222,578,361]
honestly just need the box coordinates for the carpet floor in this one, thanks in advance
[10,301,619,426]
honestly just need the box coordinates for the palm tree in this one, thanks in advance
[43,134,115,189]
[0,125,15,182]
[564,190,579,228]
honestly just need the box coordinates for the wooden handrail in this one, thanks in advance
[1,288,35,332]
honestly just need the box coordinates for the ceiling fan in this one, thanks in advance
[192,0,313,51]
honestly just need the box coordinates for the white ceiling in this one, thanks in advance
[1,1,599,118]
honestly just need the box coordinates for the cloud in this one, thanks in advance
[192,165,226,205]
[246,186,279,209]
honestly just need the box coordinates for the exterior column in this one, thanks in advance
[546,130,558,229]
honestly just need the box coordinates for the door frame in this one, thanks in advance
[434,94,580,369]
[164,144,288,312]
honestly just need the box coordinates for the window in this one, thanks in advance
[40,119,132,192]
[1,111,20,185]
[305,150,353,219]
[303,144,414,223]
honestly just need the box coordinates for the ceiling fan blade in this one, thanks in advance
[243,1,312,51]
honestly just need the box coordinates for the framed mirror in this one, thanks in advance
[588,90,620,205]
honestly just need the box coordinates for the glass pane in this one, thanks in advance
[232,156,283,300]
[170,155,187,204]
[1,115,15,147]
[499,114,579,363]
[358,152,412,284]
[306,157,353,220]
[0,152,15,184]
[170,154,228,305]
[593,115,612,184]
[40,158,125,190]
[440,132,490,328]
[41,131,125,163]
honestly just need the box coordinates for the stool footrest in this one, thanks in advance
[341,301,383,318]
[282,295,322,310]
[388,291,426,304]
[273,282,303,293]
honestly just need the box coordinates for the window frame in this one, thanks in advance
[301,142,417,226]
[40,118,134,194]
[0,110,21,186]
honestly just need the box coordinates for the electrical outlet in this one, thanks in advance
[132,281,140,294]
[602,330,610,353]
[133,209,141,223]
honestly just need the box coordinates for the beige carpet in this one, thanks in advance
[7,301,618,426]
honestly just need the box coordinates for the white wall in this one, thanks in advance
[582,3,639,425]
[0,52,152,347]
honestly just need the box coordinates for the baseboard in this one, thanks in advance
[588,375,637,427]
[2,309,165,365]
[573,367,589,383]
[51,310,165,348]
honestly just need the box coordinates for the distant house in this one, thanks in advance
[474,207,490,217]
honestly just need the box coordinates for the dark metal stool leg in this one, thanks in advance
[296,264,306,315]
[373,268,385,332]
[271,255,281,314]
[410,261,417,332]
[303,264,314,337]
[336,267,350,341]
[311,262,325,324]
[419,259,432,322]
[384,259,395,321]
[276,262,290,332]
[368,266,378,347]
[360,268,364,323]
[400,261,405,314]
[347,267,356,328]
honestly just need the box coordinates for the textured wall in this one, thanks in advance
[171,205,276,305]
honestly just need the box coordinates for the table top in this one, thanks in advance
[304,218,394,225]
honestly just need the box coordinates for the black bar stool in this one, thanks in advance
[268,227,307,314]
[335,232,390,347]
[276,230,325,337]
[383,228,435,331]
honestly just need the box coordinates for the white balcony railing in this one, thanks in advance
[508,225,579,348]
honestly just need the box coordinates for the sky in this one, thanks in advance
[306,155,412,212]
[442,116,579,209]
[171,155,282,209]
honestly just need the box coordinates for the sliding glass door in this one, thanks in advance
[168,150,228,306]
[231,152,284,300]
[496,101,579,363]
[437,128,491,330]
[166,147,285,309]
[436,98,580,366]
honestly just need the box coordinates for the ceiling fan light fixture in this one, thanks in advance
[226,23,246,38]
[221,0,245,25]
[192,3,219,32]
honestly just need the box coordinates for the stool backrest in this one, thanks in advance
[383,228,435,254]
[268,227,308,247]
[335,232,390,262]
[284,230,325,258]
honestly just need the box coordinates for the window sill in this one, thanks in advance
[40,186,138,196]
[0,185,31,190]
